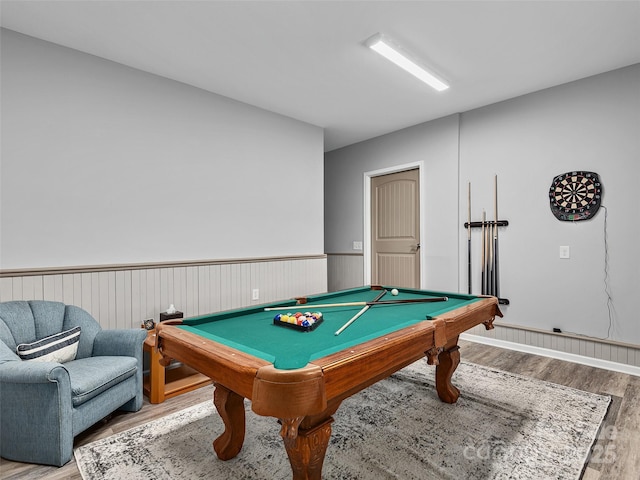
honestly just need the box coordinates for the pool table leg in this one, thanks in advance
[280,415,334,480]
[435,339,461,404]
[212,383,246,460]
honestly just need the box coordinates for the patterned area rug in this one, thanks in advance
[75,361,610,479]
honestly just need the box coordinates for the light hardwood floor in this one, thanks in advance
[1,340,638,479]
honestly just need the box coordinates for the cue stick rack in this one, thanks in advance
[464,176,510,305]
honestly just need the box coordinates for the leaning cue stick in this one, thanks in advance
[467,182,472,294]
[334,289,387,336]
[264,296,449,312]
[486,216,490,295]
[480,210,486,295]
[488,214,494,296]
[493,175,500,299]
[487,216,496,295]
[484,215,491,295]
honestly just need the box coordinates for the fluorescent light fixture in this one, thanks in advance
[365,33,449,92]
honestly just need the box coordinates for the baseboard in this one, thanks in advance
[461,333,640,378]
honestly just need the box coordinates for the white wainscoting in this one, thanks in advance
[465,322,640,370]
[0,256,327,330]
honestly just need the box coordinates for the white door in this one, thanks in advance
[371,169,420,288]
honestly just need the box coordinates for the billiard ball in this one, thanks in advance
[391,288,399,296]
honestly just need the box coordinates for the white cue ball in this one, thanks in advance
[391,288,399,296]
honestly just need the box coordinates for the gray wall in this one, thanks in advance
[460,64,639,345]
[325,64,640,346]
[325,114,461,291]
[1,29,324,269]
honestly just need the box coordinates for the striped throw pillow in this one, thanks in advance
[16,326,81,363]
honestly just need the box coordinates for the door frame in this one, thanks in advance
[363,160,427,288]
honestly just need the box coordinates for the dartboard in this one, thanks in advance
[549,171,603,221]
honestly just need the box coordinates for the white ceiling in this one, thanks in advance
[2,1,639,152]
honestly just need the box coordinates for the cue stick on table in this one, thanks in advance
[264,297,449,312]
[334,289,387,336]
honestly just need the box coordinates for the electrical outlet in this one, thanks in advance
[252,289,260,301]
[353,241,363,251]
[559,246,570,259]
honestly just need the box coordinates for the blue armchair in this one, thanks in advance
[0,300,147,466]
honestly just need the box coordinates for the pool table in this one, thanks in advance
[155,286,502,479]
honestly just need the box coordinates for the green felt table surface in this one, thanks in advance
[178,286,480,370]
